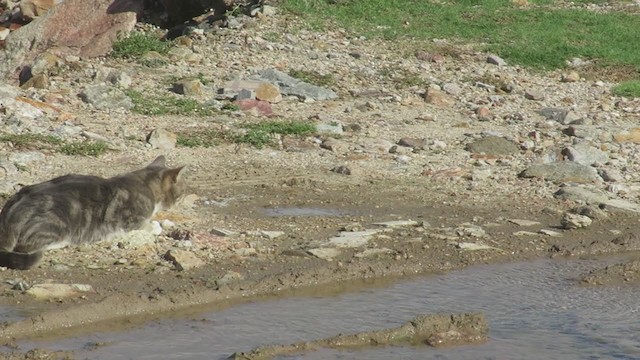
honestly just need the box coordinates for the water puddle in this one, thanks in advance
[14,258,640,359]
[261,207,349,217]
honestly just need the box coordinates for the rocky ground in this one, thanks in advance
[1,0,640,358]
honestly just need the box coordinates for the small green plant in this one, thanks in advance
[111,32,170,59]
[59,142,108,157]
[221,103,240,111]
[289,69,335,87]
[125,89,215,116]
[235,120,316,149]
[0,133,62,149]
[176,129,222,148]
[612,80,640,98]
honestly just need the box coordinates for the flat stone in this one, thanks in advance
[465,136,519,155]
[354,248,393,258]
[80,84,133,110]
[258,68,338,101]
[372,220,419,228]
[561,144,608,166]
[316,122,343,135]
[524,90,544,101]
[307,247,341,261]
[520,162,600,183]
[10,151,45,166]
[116,230,156,249]
[554,186,609,204]
[508,219,541,227]
[423,88,454,108]
[147,128,177,150]
[539,229,562,237]
[210,228,237,237]
[164,249,205,271]
[456,242,499,251]
[27,283,94,300]
[603,199,640,213]
[328,230,380,248]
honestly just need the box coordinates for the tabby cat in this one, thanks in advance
[0,156,185,270]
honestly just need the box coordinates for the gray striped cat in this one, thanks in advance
[0,156,185,270]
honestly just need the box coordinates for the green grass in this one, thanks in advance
[612,80,640,98]
[111,32,170,59]
[282,0,640,70]
[59,142,108,157]
[236,120,316,148]
[289,69,336,87]
[175,120,316,149]
[0,133,62,149]
[125,89,215,116]
[0,133,107,156]
[176,129,222,148]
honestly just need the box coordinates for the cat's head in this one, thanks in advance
[146,156,186,210]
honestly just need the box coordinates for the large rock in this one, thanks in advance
[80,84,134,110]
[0,0,141,80]
[521,162,600,183]
[465,136,519,156]
[258,68,338,101]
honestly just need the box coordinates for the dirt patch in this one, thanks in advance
[581,256,640,286]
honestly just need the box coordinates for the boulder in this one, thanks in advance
[0,0,142,80]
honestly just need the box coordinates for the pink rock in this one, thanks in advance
[235,99,274,117]
[0,0,142,79]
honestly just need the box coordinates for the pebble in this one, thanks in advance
[26,283,94,300]
[147,128,177,150]
[486,54,506,66]
[328,230,380,248]
[164,249,205,271]
[561,212,592,229]
[307,247,341,261]
[172,79,203,96]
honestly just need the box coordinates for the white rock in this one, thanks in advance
[372,220,418,228]
[307,247,341,261]
[27,283,94,300]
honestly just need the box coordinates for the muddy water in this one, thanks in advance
[17,258,640,359]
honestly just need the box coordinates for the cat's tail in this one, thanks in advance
[0,250,43,270]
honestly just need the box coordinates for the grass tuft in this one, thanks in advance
[59,142,109,157]
[612,80,640,98]
[125,89,215,116]
[282,0,640,70]
[111,32,170,59]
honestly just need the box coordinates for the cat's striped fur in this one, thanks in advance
[0,156,185,270]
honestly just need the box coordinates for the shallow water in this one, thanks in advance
[18,258,640,359]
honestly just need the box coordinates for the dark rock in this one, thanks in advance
[331,166,351,175]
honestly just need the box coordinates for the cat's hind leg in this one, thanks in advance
[0,250,43,270]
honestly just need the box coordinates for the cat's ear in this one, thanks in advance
[149,156,166,168]
[161,166,185,188]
